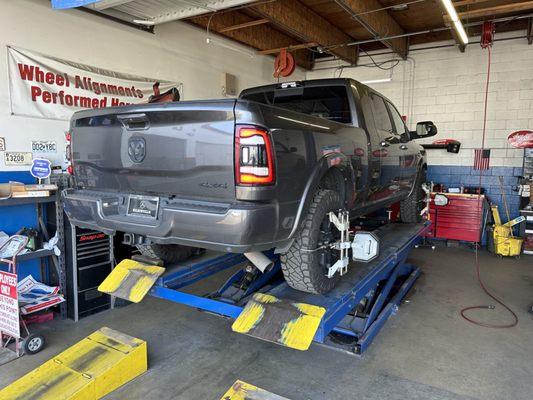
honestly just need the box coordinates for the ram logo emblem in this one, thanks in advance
[128,137,146,163]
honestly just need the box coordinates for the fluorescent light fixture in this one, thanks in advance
[133,19,155,26]
[361,78,392,84]
[440,0,469,44]
[206,37,255,58]
[453,20,469,45]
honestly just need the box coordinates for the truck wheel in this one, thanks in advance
[136,244,197,264]
[400,169,426,223]
[281,190,343,294]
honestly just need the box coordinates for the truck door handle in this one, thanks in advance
[400,145,408,150]
[380,141,390,147]
[117,113,150,130]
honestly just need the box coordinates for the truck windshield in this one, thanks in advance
[241,85,352,124]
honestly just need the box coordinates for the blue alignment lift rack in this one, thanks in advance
[148,222,429,355]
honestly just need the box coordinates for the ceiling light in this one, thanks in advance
[361,78,392,84]
[440,0,469,44]
[133,19,155,26]
[453,20,469,45]
[391,4,409,11]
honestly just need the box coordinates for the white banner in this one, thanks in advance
[7,46,182,120]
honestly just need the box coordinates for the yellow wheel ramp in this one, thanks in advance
[232,293,326,351]
[98,259,165,303]
[0,327,147,400]
[220,380,290,400]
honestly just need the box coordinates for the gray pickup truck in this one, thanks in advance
[63,78,437,293]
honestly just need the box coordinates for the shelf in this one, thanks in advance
[0,196,56,207]
[0,249,56,263]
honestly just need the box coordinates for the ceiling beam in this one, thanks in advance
[445,1,533,22]
[251,0,358,64]
[219,18,269,33]
[258,42,317,55]
[452,0,492,7]
[333,0,408,59]
[189,11,314,70]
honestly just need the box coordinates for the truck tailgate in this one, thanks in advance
[71,100,237,201]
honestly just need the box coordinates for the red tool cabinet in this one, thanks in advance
[426,193,486,243]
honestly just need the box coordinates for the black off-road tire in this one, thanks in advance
[400,169,427,223]
[136,243,198,264]
[281,189,343,294]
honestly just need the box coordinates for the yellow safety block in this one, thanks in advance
[0,327,147,400]
[220,380,290,400]
[98,259,165,303]
[232,293,326,351]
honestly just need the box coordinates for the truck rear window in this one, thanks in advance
[241,86,351,124]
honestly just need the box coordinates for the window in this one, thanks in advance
[387,101,407,136]
[240,86,352,124]
[370,94,392,132]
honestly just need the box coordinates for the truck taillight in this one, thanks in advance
[66,131,73,175]
[235,126,275,186]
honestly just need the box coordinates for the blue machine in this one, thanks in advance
[149,222,429,355]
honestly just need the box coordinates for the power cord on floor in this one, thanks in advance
[459,44,519,329]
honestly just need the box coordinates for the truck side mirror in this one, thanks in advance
[410,121,438,140]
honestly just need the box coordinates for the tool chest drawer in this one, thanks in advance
[426,193,486,243]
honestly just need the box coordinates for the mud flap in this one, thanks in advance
[232,293,325,351]
[220,380,290,400]
[98,259,165,303]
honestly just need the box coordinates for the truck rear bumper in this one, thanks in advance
[63,189,292,253]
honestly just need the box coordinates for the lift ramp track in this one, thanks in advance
[221,380,291,400]
[232,293,326,351]
[98,259,165,303]
[0,327,147,400]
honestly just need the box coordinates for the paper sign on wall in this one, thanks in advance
[7,46,182,121]
[0,137,5,151]
[0,271,20,338]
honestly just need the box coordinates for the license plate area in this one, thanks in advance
[126,195,159,219]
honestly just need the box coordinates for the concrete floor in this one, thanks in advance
[1,246,532,400]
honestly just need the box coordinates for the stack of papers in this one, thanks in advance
[17,275,65,315]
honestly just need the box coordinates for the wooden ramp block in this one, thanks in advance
[0,327,147,400]
[220,380,290,400]
[98,259,165,303]
[232,293,325,351]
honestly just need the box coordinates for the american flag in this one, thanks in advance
[474,148,491,170]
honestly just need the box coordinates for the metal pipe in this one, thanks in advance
[323,12,533,51]
[351,0,428,17]
[244,252,274,273]
[312,36,527,71]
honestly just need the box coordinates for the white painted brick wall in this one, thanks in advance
[307,32,533,167]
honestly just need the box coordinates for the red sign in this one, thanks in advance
[508,130,533,149]
[0,271,20,338]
